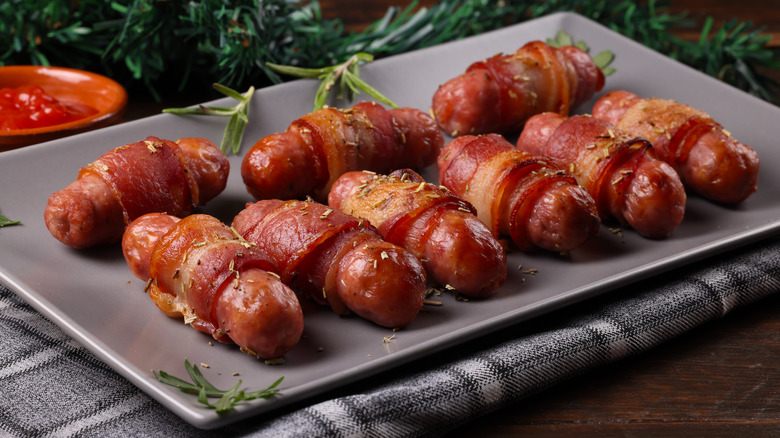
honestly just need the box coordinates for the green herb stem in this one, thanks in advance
[162,83,254,155]
[267,52,399,111]
[2,0,776,103]
[547,29,616,76]
[0,213,20,227]
[153,359,283,414]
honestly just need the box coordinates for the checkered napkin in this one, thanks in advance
[2,237,779,438]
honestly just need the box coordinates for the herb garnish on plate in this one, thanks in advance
[154,359,283,414]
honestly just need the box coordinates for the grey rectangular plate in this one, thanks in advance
[1,12,779,429]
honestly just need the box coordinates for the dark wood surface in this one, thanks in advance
[123,2,780,435]
[321,0,780,45]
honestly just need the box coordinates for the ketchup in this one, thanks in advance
[0,85,97,131]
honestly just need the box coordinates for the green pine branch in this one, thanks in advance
[1,0,776,104]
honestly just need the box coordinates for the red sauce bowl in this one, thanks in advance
[0,66,127,151]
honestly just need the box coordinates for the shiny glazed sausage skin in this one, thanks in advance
[45,136,229,249]
[241,101,442,202]
[592,90,759,204]
[232,199,426,329]
[438,133,600,252]
[121,213,303,359]
[518,113,686,239]
[328,169,507,298]
[431,41,604,137]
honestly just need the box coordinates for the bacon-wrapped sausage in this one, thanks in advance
[45,136,229,249]
[592,90,759,204]
[232,199,426,328]
[122,213,303,359]
[431,40,604,137]
[241,101,442,202]
[438,133,600,252]
[328,169,507,298]
[518,113,686,239]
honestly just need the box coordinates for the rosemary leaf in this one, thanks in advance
[268,52,398,111]
[154,359,284,413]
[592,51,616,75]
[243,376,285,400]
[550,29,574,47]
[314,71,337,111]
[197,386,210,406]
[0,213,20,227]
[185,360,220,393]
[214,380,243,414]
[345,72,399,108]
[601,66,617,77]
[262,63,329,78]
[213,83,247,101]
[224,108,249,155]
[197,106,240,117]
[162,83,254,155]
[548,30,616,76]
[153,370,200,394]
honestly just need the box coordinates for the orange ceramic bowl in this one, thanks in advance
[0,66,127,151]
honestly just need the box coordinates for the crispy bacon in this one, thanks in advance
[45,136,229,248]
[518,113,686,239]
[592,90,759,204]
[431,41,604,136]
[232,199,426,328]
[438,133,600,252]
[122,213,303,359]
[241,102,442,202]
[328,169,507,298]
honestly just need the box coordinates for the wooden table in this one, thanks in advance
[123,2,780,435]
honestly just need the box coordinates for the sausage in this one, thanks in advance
[121,212,181,280]
[518,113,686,239]
[241,102,442,202]
[592,90,759,204]
[232,199,426,328]
[328,170,507,298]
[122,213,303,359]
[438,133,600,252]
[45,136,229,249]
[431,41,604,137]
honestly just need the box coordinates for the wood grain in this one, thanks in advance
[451,293,780,436]
[320,0,780,48]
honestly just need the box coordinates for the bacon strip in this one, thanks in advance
[232,199,426,328]
[438,134,600,252]
[241,102,442,202]
[518,113,686,239]
[328,170,507,298]
[45,136,229,248]
[592,90,759,204]
[431,41,604,136]
[122,213,303,359]
[80,138,192,223]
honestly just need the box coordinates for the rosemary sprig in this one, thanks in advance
[153,359,283,414]
[162,83,254,155]
[267,52,399,112]
[2,1,777,104]
[546,30,616,76]
[0,212,20,227]
[674,17,780,103]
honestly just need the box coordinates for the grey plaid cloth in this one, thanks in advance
[2,237,779,437]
